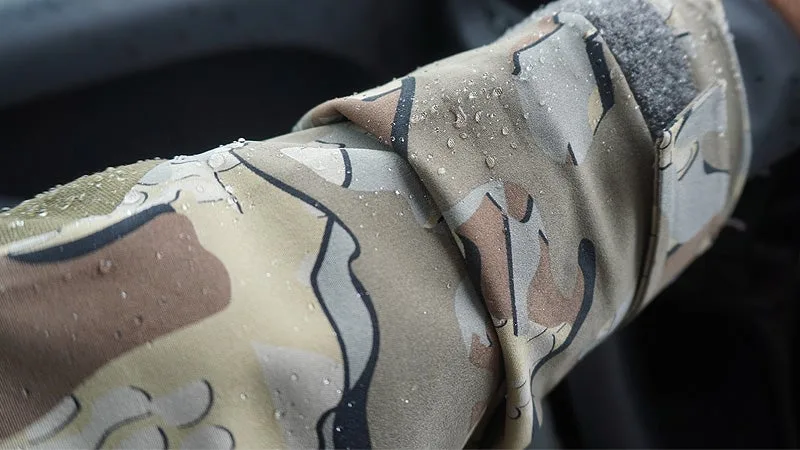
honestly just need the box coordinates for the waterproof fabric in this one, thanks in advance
[0,0,749,448]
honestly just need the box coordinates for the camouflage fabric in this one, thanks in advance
[0,0,749,448]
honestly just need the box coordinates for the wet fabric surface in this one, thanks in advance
[0,0,749,447]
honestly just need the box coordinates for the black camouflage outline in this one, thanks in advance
[231,151,379,449]
[512,18,615,164]
[585,31,615,134]
[521,195,535,224]
[176,379,214,429]
[703,160,729,175]
[312,140,353,188]
[486,192,520,335]
[9,202,176,264]
[27,395,81,445]
[390,77,415,158]
[529,238,596,377]
[511,15,564,76]
[156,427,168,449]
[341,149,353,188]
[529,238,596,439]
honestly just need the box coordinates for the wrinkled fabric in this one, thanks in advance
[0,0,749,448]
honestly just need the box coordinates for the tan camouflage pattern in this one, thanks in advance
[0,0,748,448]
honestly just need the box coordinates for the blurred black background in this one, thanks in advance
[0,0,796,447]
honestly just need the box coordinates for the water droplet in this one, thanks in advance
[133,315,143,326]
[501,127,509,135]
[274,410,285,420]
[510,142,519,149]
[22,387,31,398]
[335,426,342,433]
[322,377,331,385]
[240,392,248,400]
[492,87,503,97]
[437,167,447,175]
[98,259,113,274]
[122,191,142,205]
[37,211,48,217]
[72,312,78,321]
[237,138,246,144]
[290,373,299,381]
[196,184,205,193]
[208,153,226,169]
[120,290,127,299]
[403,398,410,404]
[155,251,163,260]
[451,106,468,129]
[474,111,483,122]
[446,137,455,149]
[459,132,468,139]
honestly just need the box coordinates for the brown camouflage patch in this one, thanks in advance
[334,95,400,145]
[504,183,532,222]
[0,212,231,438]
[457,195,513,320]
[510,14,560,73]
[468,334,501,372]
[308,102,347,127]
[528,234,585,328]
[309,90,400,146]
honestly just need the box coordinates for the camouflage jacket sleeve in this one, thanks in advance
[0,0,749,448]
